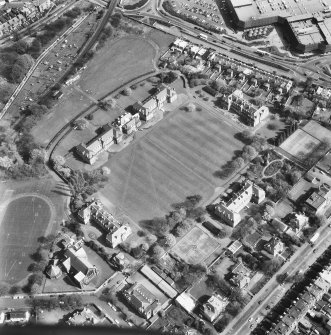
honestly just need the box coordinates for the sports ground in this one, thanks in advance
[172,227,220,264]
[280,129,321,161]
[100,106,244,222]
[0,194,53,284]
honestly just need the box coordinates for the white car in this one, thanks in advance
[248,317,253,322]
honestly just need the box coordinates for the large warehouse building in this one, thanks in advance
[225,0,331,52]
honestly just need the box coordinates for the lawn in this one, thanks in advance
[78,36,157,100]
[0,195,53,285]
[171,227,220,264]
[99,106,244,223]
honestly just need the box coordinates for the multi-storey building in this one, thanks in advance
[215,179,265,227]
[75,123,114,165]
[133,84,177,121]
[202,295,229,322]
[227,90,269,127]
[305,183,331,216]
[78,199,131,248]
[123,283,161,319]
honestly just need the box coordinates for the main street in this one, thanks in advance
[224,223,331,335]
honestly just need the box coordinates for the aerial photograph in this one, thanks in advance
[1,0,331,334]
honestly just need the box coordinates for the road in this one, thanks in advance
[224,223,331,335]
[0,1,80,46]
[0,14,90,120]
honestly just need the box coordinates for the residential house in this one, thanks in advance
[66,306,103,326]
[227,90,269,127]
[269,266,331,335]
[215,179,265,227]
[123,283,161,319]
[61,239,98,288]
[305,183,331,216]
[264,236,284,256]
[202,295,229,323]
[5,311,30,323]
[78,199,131,248]
[33,0,51,12]
[75,123,114,165]
[133,84,177,121]
[286,212,308,235]
[230,262,251,288]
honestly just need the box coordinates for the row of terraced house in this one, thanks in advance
[76,84,177,164]
[0,0,51,37]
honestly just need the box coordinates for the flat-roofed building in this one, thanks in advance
[215,179,265,227]
[305,183,331,215]
[202,295,229,323]
[171,38,189,52]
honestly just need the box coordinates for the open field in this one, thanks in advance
[98,106,244,222]
[32,34,159,147]
[79,37,156,99]
[280,129,321,161]
[0,178,68,286]
[0,195,52,285]
[172,227,219,264]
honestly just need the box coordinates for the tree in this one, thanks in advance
[15,39,29,54]
[173,219,193,237]
[0,83,14,104]
[28,262,46,273]
[151,245,165,259]
[73,118,88,130]
[107,98,116,108]
[29,283,40,294]
[51,155,66,167]
[122,87,132,96]
[186,102,196,112]
[161,233,176,247]
[232,157,245,169]
[243,145,257,158]
[0,284,9,296]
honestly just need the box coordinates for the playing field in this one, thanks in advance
[0,195,53,284]
[100,107,243,222]
[280,129,321,161]
[172,227,220,264]
[79,37,156,99]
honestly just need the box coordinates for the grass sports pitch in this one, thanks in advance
[100,106,244,223]
[280,129,321,161]
[172,227,220,264]
[0,195,52,285]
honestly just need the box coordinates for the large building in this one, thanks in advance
[75,123,114,165]
[305,183,331,216]
[78,199,131,248]
[76,85,177,165]
[215,179,265,227]
[123,283,161,319]
[61,239,98,288]
[225,0,331,52]
[202,295,229,323]
[227,90,269,127]
[133,84,177,121]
